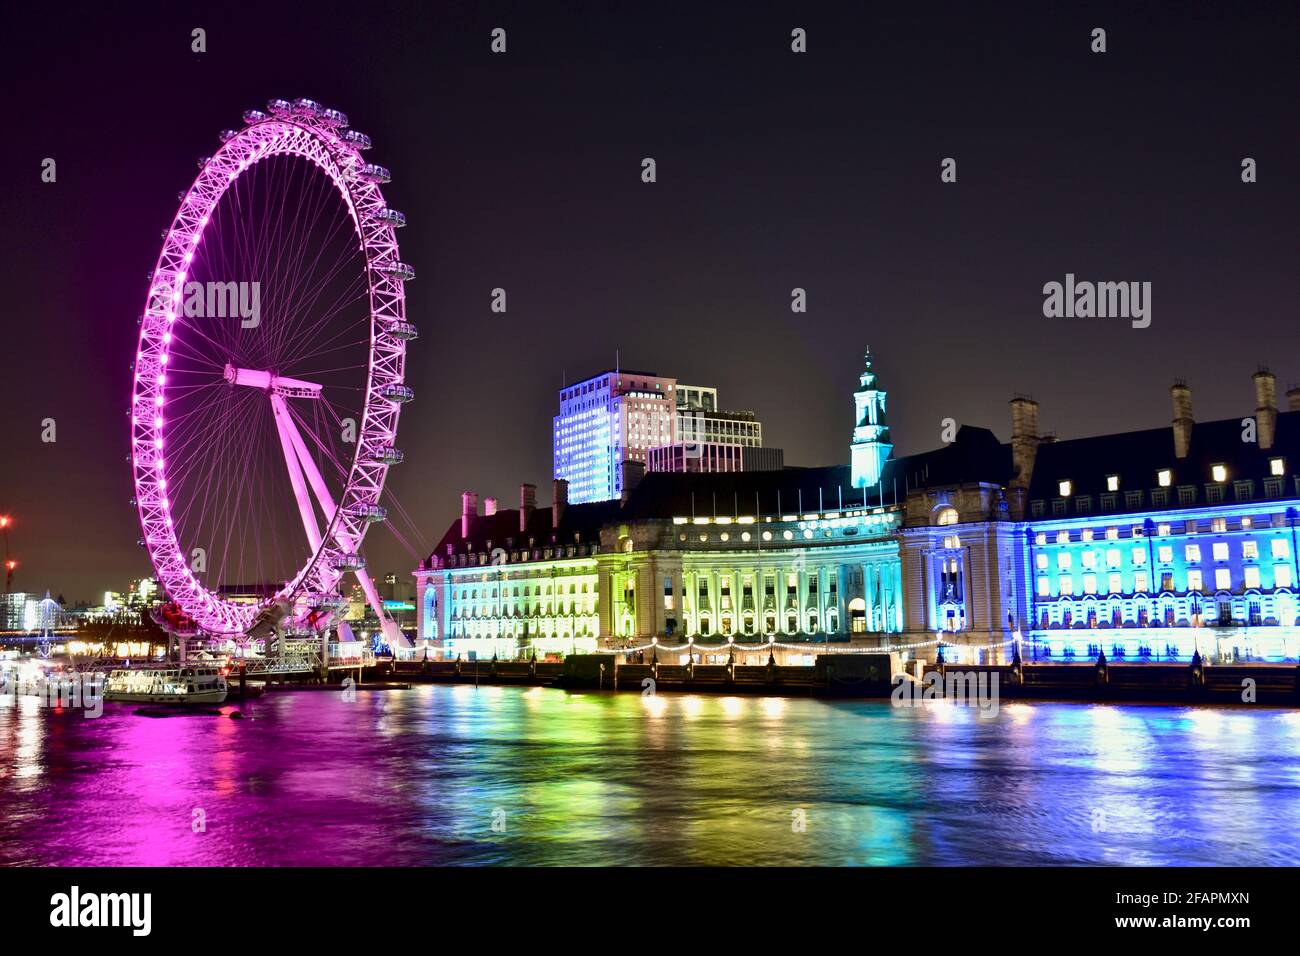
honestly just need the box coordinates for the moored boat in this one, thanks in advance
[104,666,228,704]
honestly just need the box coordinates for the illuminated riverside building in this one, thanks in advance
[421,354,1300,665]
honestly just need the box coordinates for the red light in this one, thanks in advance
[0,516,9,528]
[4,561,14,571]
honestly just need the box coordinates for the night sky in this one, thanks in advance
[1,1,1297,603]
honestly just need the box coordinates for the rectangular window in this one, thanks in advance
[1177,485,1197,505]
[1057,552,1072,570]
[1157,469,1172,487]
[1036,553,1049,570]
[1106,475,1120,491]
[1215,568,1232,590]
[1272,538,1290,559]
[1242,540,1259,559]
[1131,548,1146,565]
[1187,569,1203,591]
[1270,458,1285,476]
[1276,565,1293,588]
[1035,532,1047,546]
[1134,571,1149,592]
[1082,550,1097,569]
[1212,517,1227,533]
[1161,572,1175,592]
[1185,544,1201,562]
[1244,567,1261,589]
[1058,574,1073,595]
[1213,542,1229,561]
[1037,577,1050,597]
[1106,548,1122,568]
[1158,546,1173,563]
[1083,573,1097,595]
[1106,527,1120,541]
[1108,572,1122,594]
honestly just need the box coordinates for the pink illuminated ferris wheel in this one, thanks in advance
[130,99,415,646]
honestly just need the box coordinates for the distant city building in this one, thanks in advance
[553,369,678,504]
[647,442,784,474]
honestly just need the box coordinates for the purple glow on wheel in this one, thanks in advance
[130,101,412,638]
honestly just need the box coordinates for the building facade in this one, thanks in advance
[423,354,1300,665]
[553,369,678,504]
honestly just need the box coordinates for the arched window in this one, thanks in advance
[937,507,959,526]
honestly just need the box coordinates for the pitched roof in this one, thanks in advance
[1027,410,1300,512]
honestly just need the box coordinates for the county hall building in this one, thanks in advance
[414,353,1300,666]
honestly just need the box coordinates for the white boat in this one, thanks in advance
[103,666,228,704]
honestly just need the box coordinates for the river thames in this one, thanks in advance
[2,685,1299,866]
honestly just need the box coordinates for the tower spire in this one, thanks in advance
[850,346,892,489]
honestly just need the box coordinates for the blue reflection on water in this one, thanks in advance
[2,686,1299,866]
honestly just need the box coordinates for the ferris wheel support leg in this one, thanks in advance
[279,408,410,651]
[270,393,324,554]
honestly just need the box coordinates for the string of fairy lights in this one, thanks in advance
[603,635,1021,656]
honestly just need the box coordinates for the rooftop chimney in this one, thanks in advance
[1170,379,1193,459]
[552,478,568,529]
[484,496,498,517]
[520,483,537,533]
[1287,385,1300,412]
[1008,395,1040,489]
[620,459,646,503]
[460,491,479,539]
[1254,368,1277,450]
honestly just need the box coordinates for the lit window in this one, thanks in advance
[1083,550,1097,568]
[1277,565,1294,588]
[1212,464,1227,483]
[1213,543,1229,561]
[1215,568,1232,590]
[1272,539,1290,559]
[1185,544,1201,562]
[1057,552,1072,570]
[1081,529,1094,542]
[1058,480,1072,497]
[1241,517,1253,529]
[1157,523,1171,536]
[1083,573,1097,595]
[1158,546,1173,563]
[1106,548,1122,568]
[936,507,959,526]
[1187,569,1203,591]
[1131,548,1146,565]
[1243,541,1259,559]
[1108,572,1123,594]
[1106,475,1120,492]
[1056,531,1070,544]
[1059,574,1073,595]
[1036,553,1049,570]
[1244,567,1261,589]
[1212,517,1227,533]
[1037,577,1050,597]
[1270,458,1285,476]
[1157,469,1172,487]
[1106,527,1119,540]
[1134,571,1149,592]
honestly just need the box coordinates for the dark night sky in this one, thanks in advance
[1,1,1297,603]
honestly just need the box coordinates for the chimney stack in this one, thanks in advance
[484,496,498,516]
[620,460,646,503]
[1009,395,1040,489]
[1170,379,1193,459]
[519,483,537,533]
[1254,368,1277,450]
[552,478,568,529]
[1287,385,1300,412]
[460,491,479,539]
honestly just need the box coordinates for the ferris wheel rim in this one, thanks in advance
[129,102,410,637]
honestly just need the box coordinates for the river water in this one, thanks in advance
[2,684,1299,866]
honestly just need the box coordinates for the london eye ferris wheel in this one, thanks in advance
[129,98,415,648]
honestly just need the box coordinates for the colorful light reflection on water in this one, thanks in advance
[2,686,1300,866]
